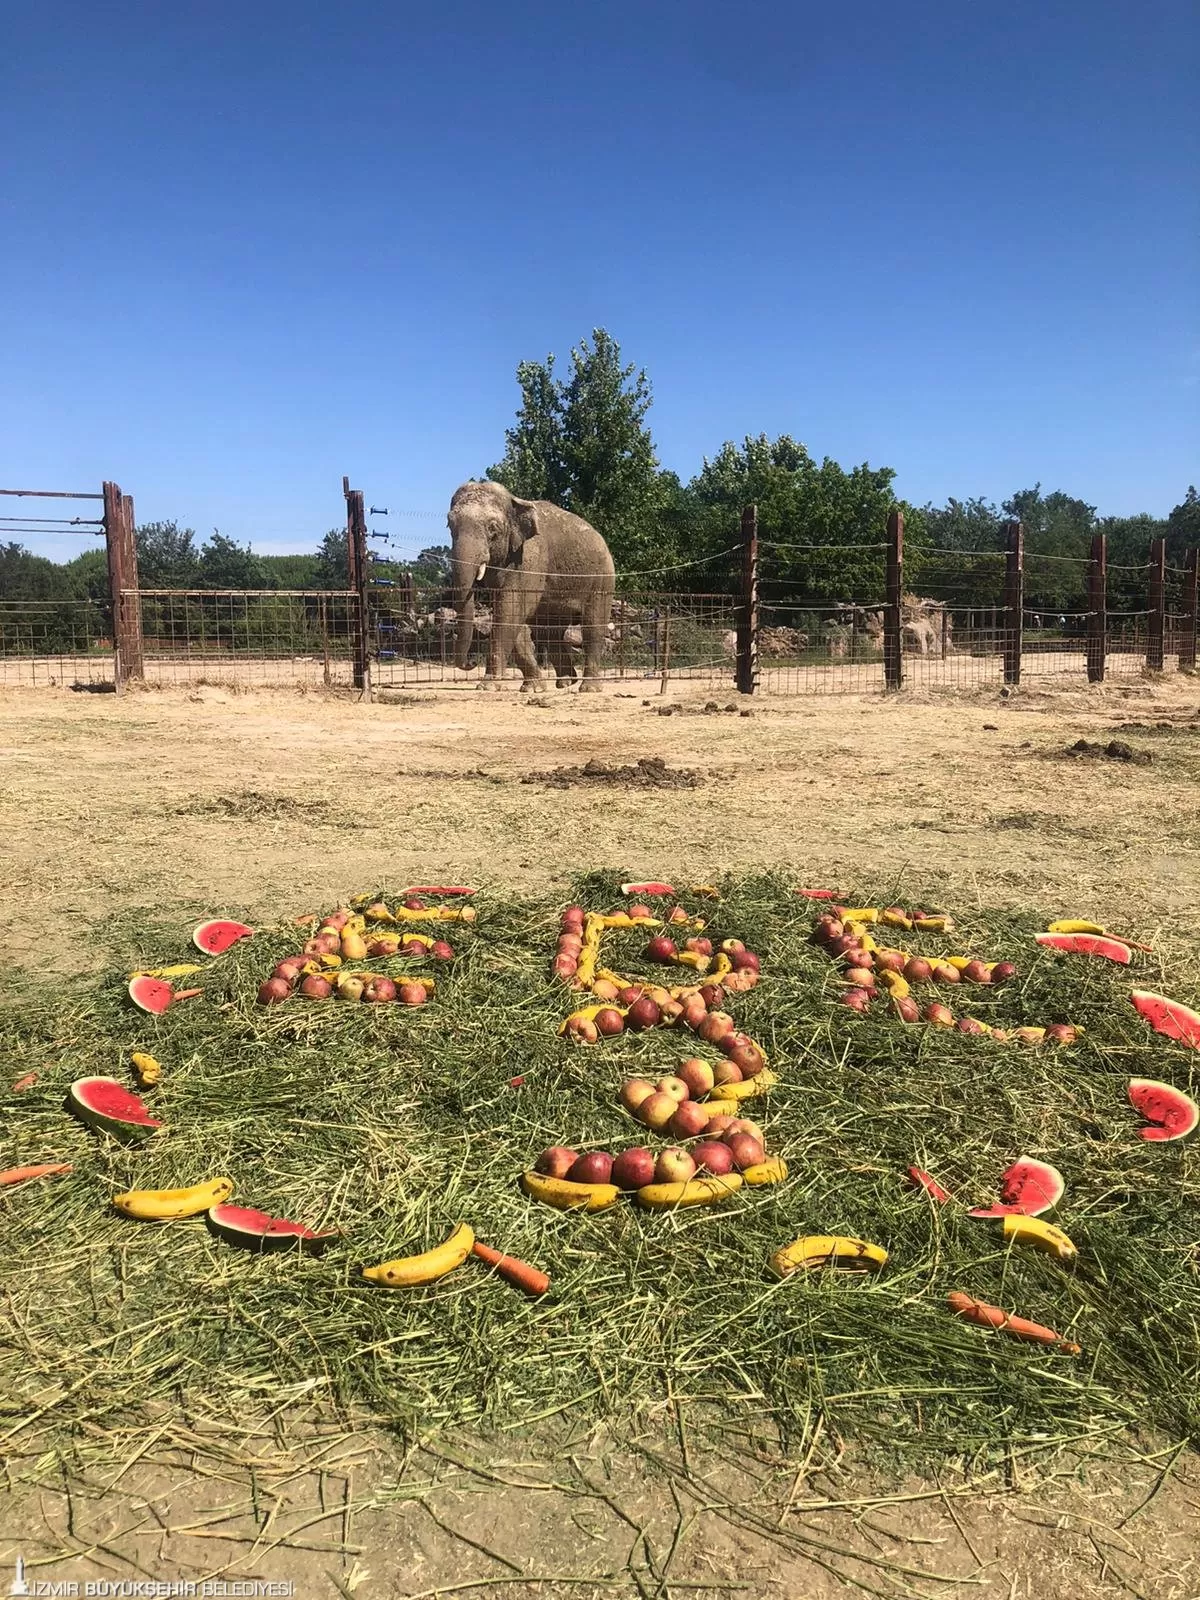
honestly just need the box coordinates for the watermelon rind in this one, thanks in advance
[206,1202,336,1254]
[621,882,676,896]
[1034,933,1132,965]
[968,1157,1064,1218]
[1128,1078,1198,1142]
[68,1076,163,1140]
[193,919,254,956]
[128,975,174,1014]
[1130,991,1200,1050]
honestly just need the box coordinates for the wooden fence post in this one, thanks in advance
[343,478,371,696]
[1002,520,1023,685]
[1179,548,1198,671]
[736,504,758,694]
[1086,532,1107,683]
[884,509,903,689]
[103,480,144,691]
[1147,536,1166,671]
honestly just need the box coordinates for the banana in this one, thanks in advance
[858,933,879,952]
[944,956,973,971]
[361,1222,475,1287]
[674,950,710,971]
[520,1171,619,1211]
[742,1158,788,1186]
[838,908,879,924]
[636,1174,743,1208]
[691,884,720,898]
[877,970,911,998]
[1002,1215,1077,1264]
[880,909,913,929]
[913,916,954,933]
[711,1071,776,1102]
[700,1098,741,1118]
[127,963,206,980]
[770,1234,888,1278]
[1047,919,1105,935]
[597,912,661,930]
[392,906,477,923]
[113,1176,233,1220]
[130,1051,161,1087]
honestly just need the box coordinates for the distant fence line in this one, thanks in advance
[1,483,1196,695]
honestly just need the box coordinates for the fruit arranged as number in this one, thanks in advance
[113,1176,234,1221]
[255,900,465,1006]
[361,1222,475,1286]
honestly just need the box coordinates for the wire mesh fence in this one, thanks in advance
[0,537,1195,696]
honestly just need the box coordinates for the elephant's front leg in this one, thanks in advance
[489,594,540,691]
[511,625,544,689]
[578,610,608,692]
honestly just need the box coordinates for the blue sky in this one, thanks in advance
[2,0,1196,562]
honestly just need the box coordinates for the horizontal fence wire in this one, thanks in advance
[1,536,1196,694]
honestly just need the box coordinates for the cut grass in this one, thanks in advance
[1,871,1197,1480]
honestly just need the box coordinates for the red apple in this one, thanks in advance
[536,1146,578,1179]
[656,1075,690,1104]
[962,960,992,984]
[923,1002,955,1027]
[720,939,745,954]
[430,940,455,961]
[875,949,907,974]
[698,1011,735,1045]
[691,1140,735,1176]
[637,1091,679,1131]
[258,977,291,1005]
[669,1101,711,1140]
[592,978,621,1001]
[668,906,690,925]
[685,937,713,956]
[704,1114,736,1136]
[699,983,726,1009]
[892,995,921,1022]
[655,1147,697,1184]
[1043,1023,1079,1045]
[814,917,844,945]
[680,995,708,1030]
[725,1041,765,1077]
[273,961,303,985]
[299,974,333,999]
[552,954,578,978]
[400,938,428,956]
[658,998,684,1026]
[841,987,872,1012]
[646,935,677,963]
[903,957,933,984]
[843,966,876,989]
[956,1017,987,1035]
[611,1147,656,1190]
[990,961,1017,984]
[620,1077,657,1114]
[565,1016,599,1043]
[724,1132,765,1170]
[398,981,428,1006]
[628,903,654,920]
[402,897,426,911]
[363,975,397,1003]
[730,950,760,972]
[932,963,961,985]
[367,936,400,957]
[676,1058,716,1098]
[557,933,583,955]
[618,985,646,1007]
[568,1151,614,1184]
[712,1059,744,1087]
[594,1007,625,1037]
[626,996,662,1031]
[562,904,586,925]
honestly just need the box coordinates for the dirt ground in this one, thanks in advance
[3,673,1200,1598]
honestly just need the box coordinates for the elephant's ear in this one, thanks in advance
[508,497,540,561]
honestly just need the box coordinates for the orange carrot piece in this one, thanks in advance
[11,1072,38,1092]
[0,1162,73,1186]
[173,988,203,1001]
[471,1240,550,1297]
[947,1291,1080,1354]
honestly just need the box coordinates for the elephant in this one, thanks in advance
[447,480,616,691]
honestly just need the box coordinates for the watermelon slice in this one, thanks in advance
[68,1076,163,1139]
[1130,991,1200,1049]
[797,888,841,900]
[1034,933,1132,964]
[621,881,676,896]
[206,1203,338,1253]
[1127,1079,1198,1142]
[128,975,174,1014]
[907,1166,952,1203]
[968,1157,1064,1218]
[193,919,254,955]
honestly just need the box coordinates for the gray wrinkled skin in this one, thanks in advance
[447,481,616,692]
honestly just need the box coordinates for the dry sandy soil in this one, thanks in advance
[2,674,1199,1599]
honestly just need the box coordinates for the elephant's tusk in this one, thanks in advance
[475,562,487,583]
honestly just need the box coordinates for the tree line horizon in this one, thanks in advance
[4,328,1197,626]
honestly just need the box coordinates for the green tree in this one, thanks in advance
[1002,486,1096,612]
[1166,486,1200,566]
[315,528,349,588]
[259,553,323,588]
[135,521,199,587]
[198,531,265,589]
[406,545,452,591]
[488,328,668,568]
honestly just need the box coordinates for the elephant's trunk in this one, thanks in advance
[450,538,486,671]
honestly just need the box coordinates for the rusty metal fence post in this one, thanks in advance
[1086,533,1107,682]
[1179,549,1198,671]
[884,509,903,689]
[1147,536,1166,671]
[103,480,144,690]
[1002,520,1023,685]
[343,477,371,696]
[736,504,758,694]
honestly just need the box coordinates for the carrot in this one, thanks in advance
[471,1240,550,1297]
[173,988,203,1001]
[1,1162,72,1187]
[947,1291,1080,1354]
[11,1072,38,1092]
